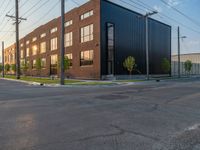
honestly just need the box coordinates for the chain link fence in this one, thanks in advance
[171,61,200,76]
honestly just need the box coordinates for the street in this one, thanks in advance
[1,79,200,150]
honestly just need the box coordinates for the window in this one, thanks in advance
[32,59,36,69]
[20,50,24,59]
[65,20,73,27]
[51,55,57,65]
[51,27,57,33]
[32,37,37,42]
[51,37,57,51]
[20,59,25,66]
[81,10,93,20]
[80,50,94,66]
[50,55,58,75]
[106,23,115,75]
[26,40,30,45]
[65,32,73,47]
[40,42,46,53]
[26,60,30,69]
[20,43,23,47]
[41,58,46,68]
[40,33,46,38]
[81,24,93,43]
[26,48,30,57]
[65,53,73,66]
[32,45,37,55]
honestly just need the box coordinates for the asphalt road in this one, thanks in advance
[1,78,200,150]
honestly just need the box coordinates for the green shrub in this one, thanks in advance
[161,58,170,74]
[184,60,192,75]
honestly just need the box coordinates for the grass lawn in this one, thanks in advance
[2,75,146,86]
[116,79,145,82]
[3,75,81,84]
[75,81,115,86]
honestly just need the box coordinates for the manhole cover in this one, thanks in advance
[95,94,129,100]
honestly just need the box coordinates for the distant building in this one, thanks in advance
[4,0,171,79]
[172,53,200,64]
[171,53,200,75]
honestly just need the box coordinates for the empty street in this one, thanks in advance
[1,79,200,150]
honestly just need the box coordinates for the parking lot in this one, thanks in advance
[1,78,200,150]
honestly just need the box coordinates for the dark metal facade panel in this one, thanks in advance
[100,0,171,75]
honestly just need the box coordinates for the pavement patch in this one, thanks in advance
[95,94,129,100]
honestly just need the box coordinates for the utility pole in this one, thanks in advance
[2,41,4,78]
[178,26,180,78]
[15,0,20,79]
[60,0,65,85]
[177,26,186,78]
[144,11,158,80]
[6,0,26,79]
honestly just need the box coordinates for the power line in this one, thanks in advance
[21,0,49,17]
[21,0,60,32]
[19,0,31,9]
[132,0,200,35]
[0,0,12,19]
[160,0,200,28]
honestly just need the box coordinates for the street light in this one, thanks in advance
[145,11,158,80]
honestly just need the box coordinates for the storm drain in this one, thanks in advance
[95,94,129,100]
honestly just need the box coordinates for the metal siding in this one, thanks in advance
[101,0,171,75]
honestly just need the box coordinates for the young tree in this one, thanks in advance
[36,58,42,76]
[58,56,71,76]
[4,64,10,74]
[123,56,136,75]
[184,60,192,76]
[11,64,16,74]
[64,56,70,72]
[161,58,171,74]
[21,61,28,76]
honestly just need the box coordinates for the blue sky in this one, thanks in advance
[0,0,200,62]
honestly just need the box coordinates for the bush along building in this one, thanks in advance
[4,0,171,80]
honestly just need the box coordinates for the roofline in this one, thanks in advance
[172,53,200,56]
[103,0,171,28]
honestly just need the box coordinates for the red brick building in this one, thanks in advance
[4,0,171,79]
[4,0,101,79]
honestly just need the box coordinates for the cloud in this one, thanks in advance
[166,0,182,7]
[153,5,162,12]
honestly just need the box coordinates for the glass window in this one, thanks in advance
[41,58,46,68]
[65,20,73,27]
[80,50,94,66]
[20,43,23,47]
[51,55,57,65]
[26,48,30,57]
[40,42,46,53]
[20,59,25,66]
[26,40,30,45]
[81,24,93,43]
[81,10,93,20]
[27,60,30,68]
[32,37,37,42]
[51,37,57,51]
[32,45,38,55]
[20,50,24,59]
[40,33,46,38]
[50,27,57,34]
[107,23,115,75]
[65,32,73,47]
[32,59,36,69]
